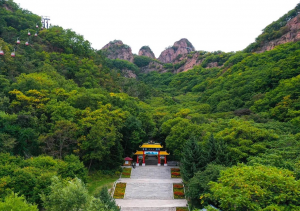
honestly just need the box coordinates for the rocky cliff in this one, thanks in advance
[158,38,195,63]
[101,40,134,62]
[138,46,155,59]
[256,15,300,53]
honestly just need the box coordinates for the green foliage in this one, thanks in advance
[201,52,234,68]
[134,55,153,67]
[0,153,87,204]
[180,137,204,181]
[0,192,38,211]
[187,164,227,208]
[244,3,300,52]
[106,58,140,73]
[1,2,300,210]
[41,176,114,211]
[207,165,300,210]
[94,186,120,211]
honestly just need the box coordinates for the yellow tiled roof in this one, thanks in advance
[140,143,163,148]
[160,151,170,155]
[134,151,170,155]
[134,151,143,155]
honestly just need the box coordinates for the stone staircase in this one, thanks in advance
[121,208,175,211]
[130,166,171,179]
[115,166,188,211]
[125,183,173,199]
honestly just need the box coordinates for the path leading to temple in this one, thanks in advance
[115,166,188,211]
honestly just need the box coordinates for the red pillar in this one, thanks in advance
[142,150,145,166]
[136,155,139,163]
[158,151,161,165]
[165,156,167,164]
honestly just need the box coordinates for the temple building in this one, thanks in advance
[134,143,170,166]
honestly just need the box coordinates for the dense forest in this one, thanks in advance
[1,0,300,210]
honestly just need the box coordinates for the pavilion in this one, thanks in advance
[134,143,170,166]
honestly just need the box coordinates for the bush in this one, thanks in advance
[207,164,300,210]
[173,184,183,189]
[134,56,153,67]
[113,183,126,199]
[174,191,184,196]
[0,192,38,211]
[172,172,180,176]
[176,208,188,211]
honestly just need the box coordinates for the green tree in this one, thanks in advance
[41,176,91,211]
[180,137,205,182]
[41,176,113,211]
[0,133,16,153]
[39,120,78,159]
[95,186,120,211]
[207,164,300,210]
[187,164,227,208]
[0,192,38,211]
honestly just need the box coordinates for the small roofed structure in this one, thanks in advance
[123,157,133,166]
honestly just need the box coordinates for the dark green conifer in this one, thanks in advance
[214,139,231,166]
[95,186,120,211]
[206,134,217,163]
[180,137,205,182]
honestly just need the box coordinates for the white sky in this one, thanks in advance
[14,0,300,57]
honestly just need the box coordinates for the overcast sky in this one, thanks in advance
[14,0,300,57]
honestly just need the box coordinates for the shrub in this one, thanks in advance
[173,184,183,189]
[172,172,180,176]
[174,191,184,196]
[113,183,126,199]
[134,56,153,67]
[176,208,188,211]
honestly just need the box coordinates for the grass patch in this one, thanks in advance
[171,168,181,178]
[113,183,126,199]
[121,167,132,178]
[173,183,185,199]
[87,171,119,195]
[176,207,188,211]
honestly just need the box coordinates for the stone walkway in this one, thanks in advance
[115,166,188,211]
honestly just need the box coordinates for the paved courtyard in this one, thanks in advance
[115,166,188,211]
[130,166,171,179]
[125,183,173,199]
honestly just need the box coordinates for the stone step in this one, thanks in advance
[121,207,175,211]
[125,183,173,200]
[115,199,188,209]
[131,166,171,179]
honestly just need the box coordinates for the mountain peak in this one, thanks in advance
[158,38,195,63]
[138,46,155,59]
[101,40,134,62]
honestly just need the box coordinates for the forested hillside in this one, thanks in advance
[1,0,300,210]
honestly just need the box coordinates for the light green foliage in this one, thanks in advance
[1,1,300,210]
[41,176,114,211]
[41,176,90,211]
[216,119,279,163]
[0,193,38,211]
[165,120,201,158]
[207,165,300,210]
[0,153,87,204]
